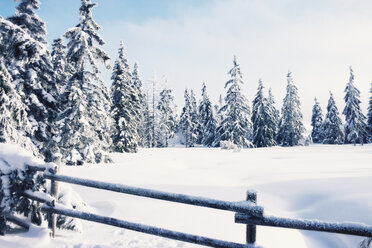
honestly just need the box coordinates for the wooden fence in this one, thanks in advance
[7,159,372,247]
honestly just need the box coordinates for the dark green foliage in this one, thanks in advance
[322,92,344,144]
[343,67,367,144]
[217,56,252,148]
[311,98,324,143]
[252,80,276,147]
[277,72,305,146]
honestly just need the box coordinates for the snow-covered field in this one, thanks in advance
[1,145,372,248]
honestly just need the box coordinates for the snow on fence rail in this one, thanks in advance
[6,160,372,247]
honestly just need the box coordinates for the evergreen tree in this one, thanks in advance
[51,37,69,95]
[251,79,276,147]
[212,94,224,146]
[322,92,344,144]
[368,84,372,142]
[311,98,324,143]
[132,63,146,147]
[277,72,305,146]
[7,0,47,44]
[343,67,367,144]
[190,89,202,144]
[180,89,197,147]
[268,88,280,131]
[0,61,38,155]
[156,86,176,147]
[142,91,153,148]
[198,83,217,147]
[217,55,252,148]
[147,73,159,148]
[5,2,58,160]
[111,42,141,153]
[58,0,112,164]
[214,94,224,126]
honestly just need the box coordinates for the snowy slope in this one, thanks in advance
[1,144,371,247]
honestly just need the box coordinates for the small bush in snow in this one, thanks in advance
[220,140,238,150]
[0,159,46,233]
[0,144,88,233]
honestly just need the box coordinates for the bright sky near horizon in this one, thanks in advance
[1,0,372,125]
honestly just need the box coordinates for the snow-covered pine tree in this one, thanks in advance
[132,63,146,147]
[51,37,69,95]
[217,55,252,148]
[111,42,141,153]
[180,89,197,147]
[143,91,154,148]
[311,98,324,143]
[198,83,217,147]
[147,73,160,147]
[212,94,224,146]
[322,92,344,144]
[58,0,112,164]
[0,61,38,155]
[7,0,46,44]
[214,94,224,125]
[5,1,59,160]
[276,72,305,146]
[268,88,280,130]
[156,86,176,147]
[190,89,202,144]
[368,84,372,142]
[251,79,276,147]
[343,67,367,145]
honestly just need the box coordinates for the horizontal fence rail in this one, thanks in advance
[41,205,254,248]
[235,213,372,238]
[43,173,264,217]
[6,215,30,231]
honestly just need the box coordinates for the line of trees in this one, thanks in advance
[1,0,372,166]
[311,67,370,145]
[179,60,306,149]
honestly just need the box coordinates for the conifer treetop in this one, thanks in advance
[8,0,46,44]
[64,0,110,73]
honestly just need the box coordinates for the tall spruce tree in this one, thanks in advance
[132,63,146,147]
[6,1,58,160]
[311,98,324,143]
[190,89,202,144]
[322,92,344,144]
[0,61,38,155]
[368,84,372,142]
[268,88,280,131]
[277,72,305,146]
[51,37,69,95]
[148,73,159,148]
[7,0,46,44]
[198,83,217,147]
[217,55,252,148]
[111,42,141,153]
[343,67,367,145]
[156,86,176,147]
[214,94,224,125]
[180,89,197,147]
[58,0,112,164]
[142,91,153,148]
[251,79,276,147]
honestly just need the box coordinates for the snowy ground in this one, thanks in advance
[1,144,372,248]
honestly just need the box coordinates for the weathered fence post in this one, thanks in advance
[246,190,257,245]
[48,153,61,238]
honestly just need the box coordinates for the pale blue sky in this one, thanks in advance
[1,0,372,125]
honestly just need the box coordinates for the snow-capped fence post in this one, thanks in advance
[246,190,257,245]
[48,153,61,238]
